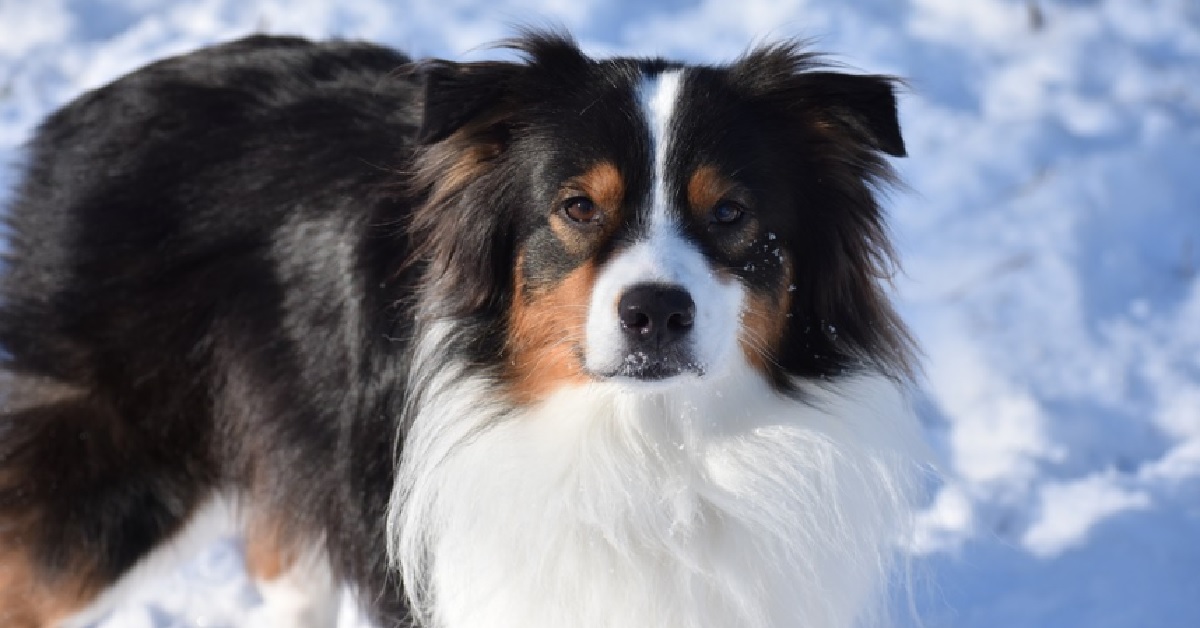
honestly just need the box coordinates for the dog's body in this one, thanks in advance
[0,33,926,627]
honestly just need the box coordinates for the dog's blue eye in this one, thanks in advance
[562,197,600,224]
[712,201,744,225]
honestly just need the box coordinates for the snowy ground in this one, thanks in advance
[2,0,1198,626]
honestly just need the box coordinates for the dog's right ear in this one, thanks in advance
[414,60,519,144]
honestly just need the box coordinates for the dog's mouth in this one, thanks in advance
[588,350,706,382]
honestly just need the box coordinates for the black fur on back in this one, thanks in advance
[0,35,421,624]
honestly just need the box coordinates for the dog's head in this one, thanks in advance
[407,32,913,402]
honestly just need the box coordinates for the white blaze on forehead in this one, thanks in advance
[577,67,742,382]
[637,69,683,230]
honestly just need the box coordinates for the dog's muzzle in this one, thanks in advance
[609,282,701,380]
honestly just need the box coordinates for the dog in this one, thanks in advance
[0,31,927,627]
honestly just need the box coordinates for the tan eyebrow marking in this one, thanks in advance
[549,160,625,255]
[687,164,736,219]
[575,160,625,210]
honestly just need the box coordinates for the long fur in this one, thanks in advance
[0,31,927,628]
[392,321,927,628]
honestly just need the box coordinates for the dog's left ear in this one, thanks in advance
[414,60,519,144]
[733,45,906,158]
[790,71,906,157]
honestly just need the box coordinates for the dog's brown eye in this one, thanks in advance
[711,201,744,225]
[562,197,600,224]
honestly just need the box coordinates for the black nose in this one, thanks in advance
[618,284,695,345]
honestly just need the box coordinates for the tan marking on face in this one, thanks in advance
[549,160,626,256]
[576,160,625,210]
[739,258,794,374]
[687,164,735,220]
[505,255,597,404]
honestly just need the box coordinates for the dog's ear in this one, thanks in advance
[414,60,519,145]
[406,36,590,319]
[407,59,524,318]
[788,71,906,157]
[732,44,906,158]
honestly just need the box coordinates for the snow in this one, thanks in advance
[1021,472,1151,558]
[2,0,1198,625]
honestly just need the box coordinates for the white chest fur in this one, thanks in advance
[390,359,926,628]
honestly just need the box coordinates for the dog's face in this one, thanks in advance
[409,36,912,402]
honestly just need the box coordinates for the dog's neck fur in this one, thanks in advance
[390,322,926,628]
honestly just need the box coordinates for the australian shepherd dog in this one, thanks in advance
[0,31,927,628]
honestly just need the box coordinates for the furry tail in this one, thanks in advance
[0,373,202,625]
